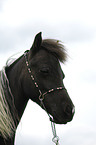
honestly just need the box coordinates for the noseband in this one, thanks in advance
[24,51,64,145]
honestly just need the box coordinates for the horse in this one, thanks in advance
[0,32,75,145]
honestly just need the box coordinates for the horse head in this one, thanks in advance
[22,32,75,124]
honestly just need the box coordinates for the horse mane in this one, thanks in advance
[41,39,67,63]
[0,68,18,139]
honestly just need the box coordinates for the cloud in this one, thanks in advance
[0,0,96,54]
[0,0,7,11]
[0,25,33,54]
[15,125,96,145]
[0,20,95,55]
[61,126,96,145]
[52,22,96,43]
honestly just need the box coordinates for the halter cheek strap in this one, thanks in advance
[24,51,64,102]
[24,51,64,145]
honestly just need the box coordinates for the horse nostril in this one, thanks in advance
[63,104,75,116]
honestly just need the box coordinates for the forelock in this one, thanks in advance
[41,39,67,63]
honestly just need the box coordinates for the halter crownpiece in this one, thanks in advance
[24,51,64,145]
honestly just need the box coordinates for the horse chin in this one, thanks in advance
[50,116,68,124]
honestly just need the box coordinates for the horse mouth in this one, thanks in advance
[49,115,68,124]
[48,105,75,124]
[49,111,74,124]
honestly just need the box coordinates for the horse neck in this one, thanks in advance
[6,55,29,125]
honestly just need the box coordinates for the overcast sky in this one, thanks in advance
[0,0,96,145]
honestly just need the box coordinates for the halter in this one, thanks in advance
[24,51,65,145]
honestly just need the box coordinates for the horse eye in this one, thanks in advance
[40,68,49,74]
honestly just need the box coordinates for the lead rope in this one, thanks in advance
[51,121,60,145]
[40,98,60,145]
[24,51,62,145]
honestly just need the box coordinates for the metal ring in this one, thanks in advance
[52,136,59,144]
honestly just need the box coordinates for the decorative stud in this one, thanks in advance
[28,68,31,73]
[31,75,34,80]
[36,84,38,88]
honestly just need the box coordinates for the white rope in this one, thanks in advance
[40,100,60,145]
[51,121,60,145]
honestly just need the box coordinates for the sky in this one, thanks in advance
[0,0,96,145]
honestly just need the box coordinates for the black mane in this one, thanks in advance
[41,39,67,63]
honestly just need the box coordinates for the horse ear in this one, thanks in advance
[29,32,42,57]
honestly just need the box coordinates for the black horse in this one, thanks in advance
[0,32,75,145]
